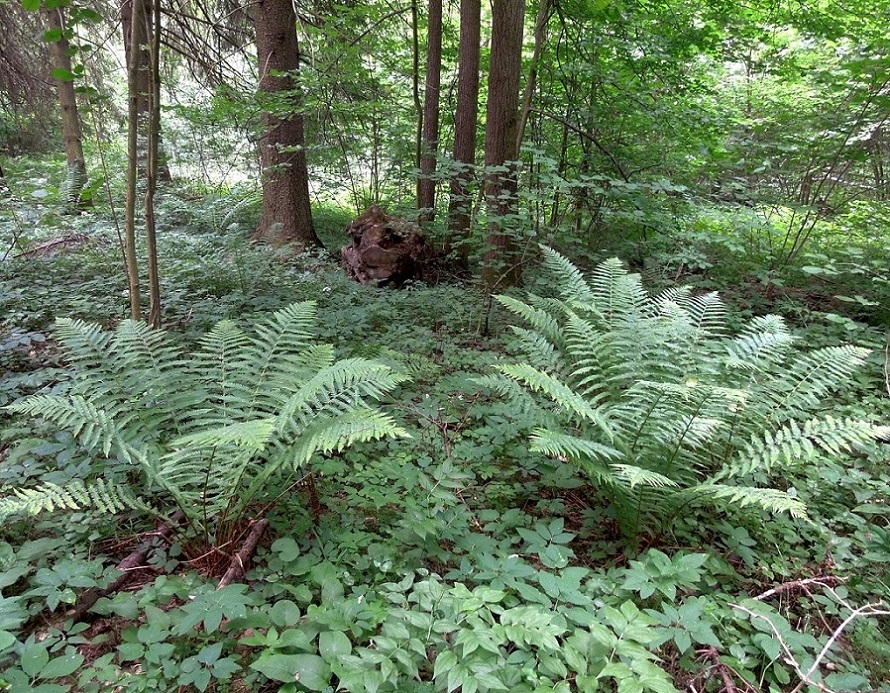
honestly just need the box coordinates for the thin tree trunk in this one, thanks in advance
[411,0,423,204]
[481,0,526,290]
[516,0,549,152]
[417,0,443,222]
[122,0,171,182]
[252,0,321,250]
[446,0,481,267]
[144,0,162,327]
[124,0,143,321]
[46,6,88,212]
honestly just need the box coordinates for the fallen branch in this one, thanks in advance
[754,576,847,601]
[69,511,185,620]
[698,646,737,693]
[217,518,269,589]
[15,233,90,258]
[731,600,890,693]
[793,602,890,693]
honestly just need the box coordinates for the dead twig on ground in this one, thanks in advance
[217,518,269,589]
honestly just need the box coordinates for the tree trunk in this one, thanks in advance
[124,0,143,320]
[144,0,162,327]
[251,0,322,250]
[481,0,526,290]
[46,6,87,212]
[122,0,172,182]
[516,0,550,152]
[411,0,423,203]
[446,0,481,267]
[417,0,443,222]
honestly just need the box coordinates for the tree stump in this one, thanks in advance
[341,206,433,284]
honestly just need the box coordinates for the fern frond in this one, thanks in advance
[170,419,276,449]
[506,327,562,371]
[289,408,410,468]
[679,291,727,339]
[725,330,795,373]
[7,394,125,457]
[497,363,611,435]
[529,428,622,463]
[726,416,886,478]
[0,479,151,522]
[540,245,596,305]
[275,358,407,428]
[771,346,870,414]
[54,318,113,372]
[588,257,648,326]
[685,484,808,519]
[497,294,563,346]
[247,301,317,379]
[609,464,680,489]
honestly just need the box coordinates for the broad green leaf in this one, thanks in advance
[270,600,301,627]
[40,652,85,679]
[319,630,352,661]
[20,643,50,677]
[250,653,330,689]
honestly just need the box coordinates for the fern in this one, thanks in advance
[487,247,885,539]
[3,302,409,532]
[61,161,88,211]
[0,479,152,523]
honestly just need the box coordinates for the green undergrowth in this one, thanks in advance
[1,183,889,692]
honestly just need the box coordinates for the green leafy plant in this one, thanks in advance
[0,302,409,540]
[485,247,888,540]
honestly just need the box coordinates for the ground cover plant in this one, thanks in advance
[2,0,890,689]
[1,185,889,692]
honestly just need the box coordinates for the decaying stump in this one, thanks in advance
[341,205,434,284]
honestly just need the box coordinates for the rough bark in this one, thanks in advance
[446,0,481,267]
[417,0,443,222]
[46,6,87,211]
[481,0,526,290]
[251,0,322,250]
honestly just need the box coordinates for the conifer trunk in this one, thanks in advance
[417,0,443,222]
[252,0,321,250]
[46,6,88,211]
[446,0,481,267]
[481,0,526,289]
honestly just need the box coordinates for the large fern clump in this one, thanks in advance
[484,247,888,539]
[1,302,408,532]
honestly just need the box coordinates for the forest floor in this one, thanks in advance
[1,173,889,692]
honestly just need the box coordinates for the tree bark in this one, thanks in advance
[417,0,443,222]
[446,0,481,267]
[46,6,88,211]
[481,0,526,290]
[251,0,322,250]
[144,0,162,327]
[122,0,172,182]
[124,0,143,320]
[411,0,423,203]
[516,0,550,152]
